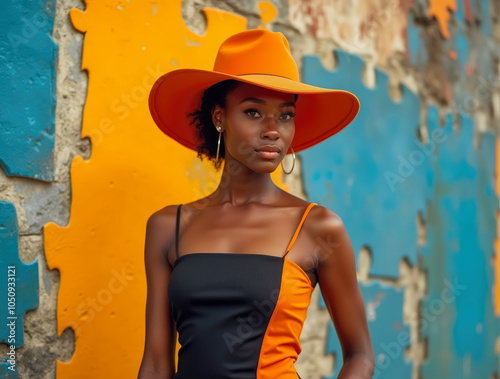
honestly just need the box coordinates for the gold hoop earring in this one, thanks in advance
[215,126,222,169]
[281,146,295,174]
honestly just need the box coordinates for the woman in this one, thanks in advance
[138,29,375,379]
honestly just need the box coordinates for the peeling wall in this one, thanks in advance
[0,0,499,378]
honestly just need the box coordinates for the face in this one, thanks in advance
[212,82,296,173]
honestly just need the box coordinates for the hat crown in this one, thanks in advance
[213,30,300,81]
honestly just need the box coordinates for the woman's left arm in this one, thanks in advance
[314,207,375,378]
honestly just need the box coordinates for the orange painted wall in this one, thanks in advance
[43,1,284,377]
[427,0,456,39]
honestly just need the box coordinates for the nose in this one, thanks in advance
[260,116,280,140]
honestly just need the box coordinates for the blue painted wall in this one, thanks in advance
[0,202,39,378]
[0,0,58,181]
[301,3,500,372]
[301,51,422,377]
[324,281,411,378]
[420,108,499,378]
[407,0,499,115]
[301,52,428,279]
[0,1,57,377]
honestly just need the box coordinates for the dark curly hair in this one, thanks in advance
[189,80,240,170]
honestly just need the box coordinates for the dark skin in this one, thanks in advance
[138,83,375,379]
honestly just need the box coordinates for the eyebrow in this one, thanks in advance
[239,97,296,108]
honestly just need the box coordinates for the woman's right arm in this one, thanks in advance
[138,209,177,379]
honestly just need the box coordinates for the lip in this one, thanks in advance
[255,145,281,160]
[256,151,280,159]
[255,145,281,153]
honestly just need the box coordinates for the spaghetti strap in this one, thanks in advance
[283,202,318,259]
[175,204,182,259]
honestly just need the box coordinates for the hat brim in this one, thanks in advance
[149,68,360,153]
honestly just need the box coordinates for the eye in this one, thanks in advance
[245,109,261,118]
[279,112,296,121]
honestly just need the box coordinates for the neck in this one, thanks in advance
[210,157,281,207]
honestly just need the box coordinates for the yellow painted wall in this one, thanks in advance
[43,1,283,376]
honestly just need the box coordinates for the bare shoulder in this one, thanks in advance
[303,204,349,264]
[275,192,344,236]
[145,204,181,256]
[305,203,344,231]
[147,204,180,227]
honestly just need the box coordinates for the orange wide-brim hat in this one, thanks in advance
[149,29,360,154]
